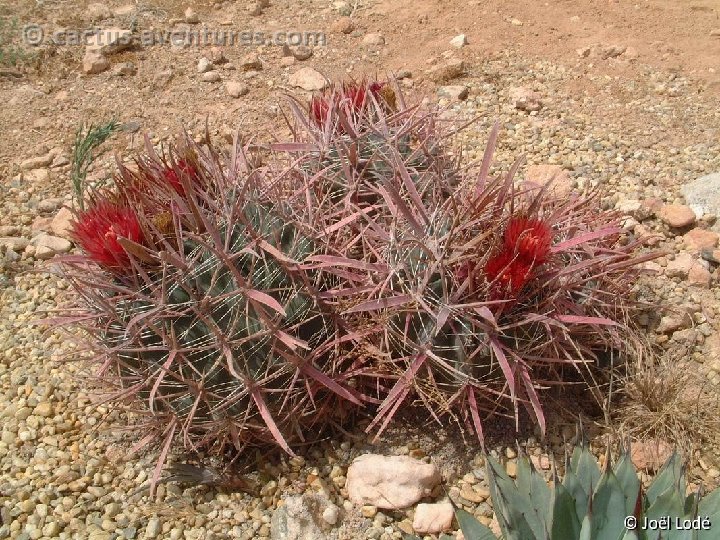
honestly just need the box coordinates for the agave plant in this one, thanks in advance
[50,133,372,493]
[403,443,720,540]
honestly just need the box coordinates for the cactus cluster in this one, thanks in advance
[52,80,658,491]
[403,443,720,540]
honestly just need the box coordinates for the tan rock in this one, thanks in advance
[85,27,133,56]
[362,33,385,47]
[288,67,328,91]
[658,204,696,228]
[630,439,674,471]
[0,237,29,252]
[225,81,249,98]
[425,58,464,83]
[524,164,573,197]
[510,86,543,112]
[240,53,263,71]
[688,263,712,288]
[683,228,719,252]
[51,207,74,239]
[412,503,453,534]
[33,234,72,259]
[20,153,54,171]
[83,51,110,75]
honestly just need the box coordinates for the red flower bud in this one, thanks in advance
[503,217,552,264]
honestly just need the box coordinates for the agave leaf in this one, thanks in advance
[646,453,683,506]
[563,468,591,524]
[579,514,593,540]
[456,508,498,540]
[697,488,720,540]
[514,453,552,538]
[485,454,541,540]
[550,482,581,539]
[614,450,642,516]
[589,468,627,540]
[645,486,685,525]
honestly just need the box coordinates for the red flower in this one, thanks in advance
[72,200,145,269]
[162,159,199,196]
[309,81,386,129]
[484,250,533,296]
[503,217,552,264]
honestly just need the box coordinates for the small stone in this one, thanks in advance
[412,503,453,534]
[51,207,74,239]
[331,17,354,34]
[225,81,249,98]
[425,58,464,83]
[624,46,639,60]
[113,62,137,76]
[361,505,377,518]
[510,86,543,112]
[240,54,263,71]
[362,33,385,47]
[333,1,352,16]
[524,164,573,197]
[576,46,592,57]
[658,204,696,228]
[280,56,295,67]
[437,85,468,101]
[682,173,720,219]
[601,44,627,59]
[288,67,328,91]
[510,18,523,26]
[449,34,468,48]
[291,45,313,61]
[711,29,720,37]
[665,253,695,279]
[33,402,53,417]
[322,505,339,526]
[197,57,213,73]
[459,486,484,503]
[145,517,161,538]
[688,263,712,288]
[657,314,691,334]
[506,461,517,478]
[684,229,719,252]
[202,71,222,82]
[21,153,54,171]
[86,27,133,56]
[83,51,110,75]
[247,2,264,16]
[184,7,199,24]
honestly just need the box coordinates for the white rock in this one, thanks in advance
[0,237,30,252]
[202,71,222,82]
[449,34,467,48]
[346,454,441,509]
[412,503,454,534]
[197,57,213,73]
[321,505,339,526]
[271,494,327,540]
[524,164,573,197]
[288,67,328,91]
[362,33,385,47]
[510,86,543,112]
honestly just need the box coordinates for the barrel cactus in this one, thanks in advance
[278,82,660,445]
[53,134,368,491]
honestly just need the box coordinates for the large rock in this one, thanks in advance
[288,67,328,91]
[51,207,74,239]
[271,494,331,540]
[425,58,464,83]
[630,439,673,472]
[681,173,720,219]
[346,454,441,509]
[524,164,573,197]
[86,27,133,56]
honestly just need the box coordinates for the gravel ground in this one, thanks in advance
[2,44,720,539]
